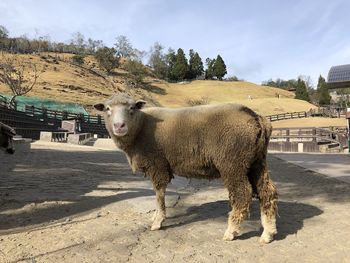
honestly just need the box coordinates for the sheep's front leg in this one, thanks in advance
[151,186,166,230]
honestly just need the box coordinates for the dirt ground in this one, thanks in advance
[1,142,350,263]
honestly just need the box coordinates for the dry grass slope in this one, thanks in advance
[1,53,318,116]
[151,80,317,115]
[0,53,157,113]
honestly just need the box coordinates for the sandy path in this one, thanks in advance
[1,142,350,262]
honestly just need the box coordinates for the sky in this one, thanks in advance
[1,0,350,86]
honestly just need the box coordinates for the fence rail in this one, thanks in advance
[24,105,104,124]
[266,106,347,122]
[269,126,348,152]
[266,111,308,122]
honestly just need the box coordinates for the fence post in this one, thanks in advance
[286,129,290,142]
[42,108,48,121]
[97,115,102,124]
[62,111,68,120]
[312,128,316,142]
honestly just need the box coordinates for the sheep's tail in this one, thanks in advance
[248,114,273,198]
[259,116,272,154]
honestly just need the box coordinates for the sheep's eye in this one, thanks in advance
[129,105,135,111]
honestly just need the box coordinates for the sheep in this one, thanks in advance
[94,93,278,244]
[0,122,16,154]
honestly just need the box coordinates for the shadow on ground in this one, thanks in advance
[268,155,350,203]
[0,148,347,237]
[0,148,161,232]
[140,83,167,95]
[163,199,322,241]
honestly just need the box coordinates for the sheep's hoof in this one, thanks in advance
[259,232,275,244]
[151,223,162,231]
[223,230,237,241]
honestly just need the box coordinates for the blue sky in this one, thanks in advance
[1,0,350,86]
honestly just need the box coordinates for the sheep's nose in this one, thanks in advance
[114,122,125,129]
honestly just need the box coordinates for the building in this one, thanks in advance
[327,64,350,89]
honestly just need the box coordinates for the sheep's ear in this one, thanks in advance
[135,100,146,110]
[94,103,105,111]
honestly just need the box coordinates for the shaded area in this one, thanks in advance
[268,155,350,203]
[0,146,349,238]
[271,153,350,184]
[141,83,167,95]
[163,200,322,242]
[0,147,159,232]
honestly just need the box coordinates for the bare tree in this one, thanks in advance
[0,55,39,108]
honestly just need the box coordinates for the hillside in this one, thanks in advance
[0,53,158,112]
[0,52,317,116]
[150,80,316,115]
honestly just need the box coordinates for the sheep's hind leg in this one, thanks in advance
[223,180,252,241]
[151,186,166,230]
[258,173,278,244]
[250,159,278,244]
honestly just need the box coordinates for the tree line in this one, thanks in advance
[262,76,331,106]
[148,43,227,81]
[0,25,228,82]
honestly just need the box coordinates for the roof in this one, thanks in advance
[327,64,350,89]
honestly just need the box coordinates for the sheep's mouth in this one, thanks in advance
[113,128,128,137]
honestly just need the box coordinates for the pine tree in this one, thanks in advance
[166,48,177,81]
[317,75,331,105]
[295,78,310,102]
[172,48,188,81]
[205,58,215,79]
[188,49,204,79]
[213,55,227,80]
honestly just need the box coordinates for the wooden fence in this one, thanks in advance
[266,111,308,122]
[269,126,348,152]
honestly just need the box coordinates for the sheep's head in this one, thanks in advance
[0,123,16,154]
[94,94,146,137]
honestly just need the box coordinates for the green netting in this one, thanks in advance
[0,94,88,115]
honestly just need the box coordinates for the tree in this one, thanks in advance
[0,55,39,108]
[124,60,148,87]
[114,35,134,58]
[70,32,86,54]
[205,57,215,79]
[188,49,204,79]
[165,48,176,81]
[0,25,9,38]
[299,75,313,92]
[94,47,119,73]
[148,42,167,79]
[295,78,310,102]
[86,38,104,54]
[317,75,331,105]
[172,48,188,81]
[114,35,145,62]
[262,78,298,90]
[213,55,227,80]
[71,54,85,65]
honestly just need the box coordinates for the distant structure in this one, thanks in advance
[327,64,350,152]
[287,87,296,93]
[327,64,350,89]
